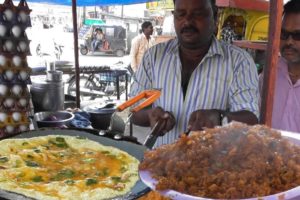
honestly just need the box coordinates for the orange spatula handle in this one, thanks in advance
[116,90,161,112]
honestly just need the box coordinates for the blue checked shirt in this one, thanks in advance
[130,37,259,147]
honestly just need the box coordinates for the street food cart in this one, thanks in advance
[0,0,288,199]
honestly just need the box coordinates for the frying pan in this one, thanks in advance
[0,128,150,200]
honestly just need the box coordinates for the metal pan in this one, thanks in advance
[0,128,150,200]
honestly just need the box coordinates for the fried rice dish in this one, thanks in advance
[139,122,300,199]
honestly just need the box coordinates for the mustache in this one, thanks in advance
[281,45,298,52]
[181,26,198,33]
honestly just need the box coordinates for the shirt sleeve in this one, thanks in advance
[129,49,153,98]
[258,73,264,111]
[130,37,139,72]
[229,51,260,118]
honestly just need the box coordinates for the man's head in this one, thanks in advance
[96,28,103,34]
[280,0,300,64]
[172,0,217,49]
[141,21,153,37]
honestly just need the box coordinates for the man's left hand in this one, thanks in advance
[188,109,221,131]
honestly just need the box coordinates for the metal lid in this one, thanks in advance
[83,102,116,114]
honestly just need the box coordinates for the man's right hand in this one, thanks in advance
[147,107,175,136]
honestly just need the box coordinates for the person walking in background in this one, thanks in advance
[130,21,155,72]
[260,0,300,133]
[130,0,259,147]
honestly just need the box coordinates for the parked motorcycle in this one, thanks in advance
[66,62,131,101]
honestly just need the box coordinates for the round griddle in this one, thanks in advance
[0,128,150,200]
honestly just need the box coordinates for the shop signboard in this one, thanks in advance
[84,19,105,25]
[146,0,174,10]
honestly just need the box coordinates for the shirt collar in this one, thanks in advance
[142,33,153,40]
[168,36,224,58]
[207,37,225,58]
[278,57,300,86]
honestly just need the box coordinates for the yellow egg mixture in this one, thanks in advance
[0,135,139,200]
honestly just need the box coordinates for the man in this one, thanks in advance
[220,21,239,44]
[260,0,300,133]
[130,0,259,146]
[130,21,155,72]
[91,28,105,53]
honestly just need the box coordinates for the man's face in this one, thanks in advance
[173,0,215,49]
[280,13,300,64]
[144,25,153,36]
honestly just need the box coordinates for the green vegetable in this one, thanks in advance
[111,176,121,183]
[22,142,29,146]
[32,176,43,182]
[59,169,75,178]
[55,143,68,148]
[64,179,75,185]
[53,169,75,180]
[82,158,95,163]
[85,178,98,186]
[25,160,39,167]
[56,169,75,180]
[120,166,127,173]
[33,149,41,153]
[49,138,69,148]
[107,154,117,159]
[0,157,8,163]
[55,137,65,142]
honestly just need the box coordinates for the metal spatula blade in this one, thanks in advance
[143,120,165,149]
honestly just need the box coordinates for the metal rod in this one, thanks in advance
[72,0,81,108]
[125,74,128,100]
[116,75,120,100]
[260,0,283,125]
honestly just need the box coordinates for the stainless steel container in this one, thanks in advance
[34,111,74,128]
[30,70,64,113]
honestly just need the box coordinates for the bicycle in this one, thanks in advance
[66,63,131,101]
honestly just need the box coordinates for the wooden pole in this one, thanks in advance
[72,0,81,108]
[260,0,283,125]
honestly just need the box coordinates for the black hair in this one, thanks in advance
[141,21,152,32]
[173,0,217,19]
[283,0,300,15]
